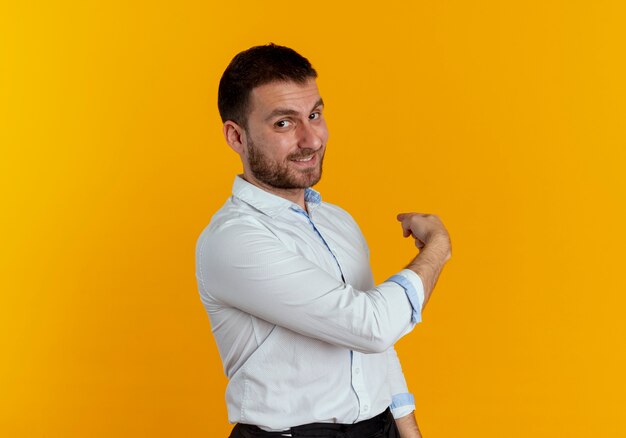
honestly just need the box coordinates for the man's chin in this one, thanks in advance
[252,167,322,190]
[298,170,322,188]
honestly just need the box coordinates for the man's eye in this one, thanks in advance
[309,112,321,120]
[275,120,291,128]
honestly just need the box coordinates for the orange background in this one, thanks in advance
[2,1,625,437]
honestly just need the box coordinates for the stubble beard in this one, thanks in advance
[246,137,324,190]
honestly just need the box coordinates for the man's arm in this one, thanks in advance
[395,412,423,438]
[387,346,420,437]
[197,213,450,354]
[397,212,452,309]
[391,213,452,438]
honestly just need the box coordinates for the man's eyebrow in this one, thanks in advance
[312,98,324,111]
[265,98,325,121]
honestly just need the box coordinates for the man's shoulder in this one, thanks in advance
[198,196,267,240]
[318,200,360,226]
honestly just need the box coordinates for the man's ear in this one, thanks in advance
[223,121,246,155]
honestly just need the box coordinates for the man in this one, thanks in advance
[195,43,451,438]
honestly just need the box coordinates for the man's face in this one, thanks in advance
[241,78,328,191]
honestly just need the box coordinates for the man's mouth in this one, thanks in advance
[292,155,314,162]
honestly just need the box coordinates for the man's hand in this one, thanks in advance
[397,212,451,308]
[395,412,423,438]
[397,213,451,259]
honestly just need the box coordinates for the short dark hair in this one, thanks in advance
[217,43,318,128]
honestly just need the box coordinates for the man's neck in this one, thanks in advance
[240,173,307,211]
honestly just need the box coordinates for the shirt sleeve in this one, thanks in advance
[386,269,425,324]
[387,346,416,419]
[196,218,415,354]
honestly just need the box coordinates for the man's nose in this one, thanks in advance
[297,120,323,150]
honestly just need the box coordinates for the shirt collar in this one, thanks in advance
[232,175,322,217]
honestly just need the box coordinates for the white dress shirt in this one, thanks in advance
[195,176,425,431]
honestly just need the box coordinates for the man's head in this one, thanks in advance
[219,44,328,194]
[218,43,318,129]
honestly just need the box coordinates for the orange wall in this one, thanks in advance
[2,1,625,436]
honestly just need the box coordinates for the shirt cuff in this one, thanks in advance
[386,269,425,324]
[390,392,416,419]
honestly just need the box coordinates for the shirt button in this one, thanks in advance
[363,405,369,411]
[354,368,360,374]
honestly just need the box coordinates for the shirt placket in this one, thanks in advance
[290,206,345,283]
[290,206,371,423]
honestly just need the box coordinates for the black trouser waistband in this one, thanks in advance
[230,407,398,438]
